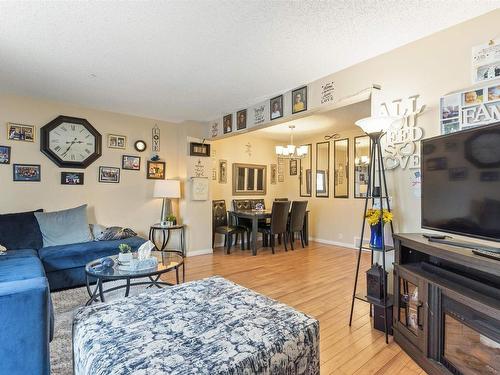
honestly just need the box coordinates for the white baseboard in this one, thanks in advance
[186,248,213,257]
[309,237,357,250]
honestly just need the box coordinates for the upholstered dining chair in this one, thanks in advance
[258,201,291,254]
[212,200,246,254]
[287,201,308,250]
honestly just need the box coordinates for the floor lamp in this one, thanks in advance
[349,116,400,344]
[153,180,181,227]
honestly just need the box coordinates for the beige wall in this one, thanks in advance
[210,135,288,206]
[210,9,500,248]
[0,93,210,254]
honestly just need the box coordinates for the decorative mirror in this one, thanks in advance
[354,135,371,198]
[334,138,349,198]
[299,144,312,197]
[315,141,330,198]
[232,163,266,195]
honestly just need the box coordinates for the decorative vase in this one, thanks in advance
[370,222,384,249]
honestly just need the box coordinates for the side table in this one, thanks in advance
[149,224,186,282]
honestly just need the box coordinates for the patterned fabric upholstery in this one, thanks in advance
[73,277,320,375]
[212,200,228,228]
[232,199,251,210]
[250,199,265,209]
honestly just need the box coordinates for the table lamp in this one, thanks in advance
[153,180,181,227]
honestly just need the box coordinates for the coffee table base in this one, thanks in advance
[85,274,174,306]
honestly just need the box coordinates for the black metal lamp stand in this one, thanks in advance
[348,131,394,344]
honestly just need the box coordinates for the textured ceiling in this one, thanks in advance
[0,1,499,123]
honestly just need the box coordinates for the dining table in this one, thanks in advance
[229,209,309,256]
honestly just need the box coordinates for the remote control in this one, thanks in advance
[423,234,448,240]
[472,249,500,261]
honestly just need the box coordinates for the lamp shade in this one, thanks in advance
[153,180,181,198]
[355,116,401,134]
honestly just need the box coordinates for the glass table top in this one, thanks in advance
[85,251,183,279]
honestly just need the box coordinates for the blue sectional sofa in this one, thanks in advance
[0,210,146,375]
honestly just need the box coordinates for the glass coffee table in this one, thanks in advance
[85,251,183,306]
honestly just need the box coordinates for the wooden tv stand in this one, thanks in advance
[393,233,500,375]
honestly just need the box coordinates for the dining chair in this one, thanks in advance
[232,199,253,245]
[212,200,246,254]
[258,201,291,254]
[287,201,308,250]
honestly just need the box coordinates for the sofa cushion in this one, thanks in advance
[0,209,43,250]
[38,236,147,273]
[0,255,45,283]
[35,205,92,247]
[1,249,39,259]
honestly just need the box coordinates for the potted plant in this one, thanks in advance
[365,209,393,249]
[166,214,177,226]
[118,243,133,263]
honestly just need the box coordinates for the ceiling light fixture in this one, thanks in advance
[275,125,308,159]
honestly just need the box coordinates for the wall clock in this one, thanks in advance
[465,128,500,168]
[134,140,147,152]
[40,115,102,168]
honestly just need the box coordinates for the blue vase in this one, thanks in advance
[370,222,384,249]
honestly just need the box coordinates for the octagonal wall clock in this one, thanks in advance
[40,115,102,168]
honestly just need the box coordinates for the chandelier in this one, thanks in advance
[275,125,308,159]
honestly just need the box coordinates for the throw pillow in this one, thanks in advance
[98,227,137,241]
[0,209,44,250]
[34,205,92,247]
[89,224,107,241]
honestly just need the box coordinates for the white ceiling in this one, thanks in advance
[255,99,371,142]
[0,1,498,123]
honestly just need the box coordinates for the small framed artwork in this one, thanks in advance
[13,164,41,182]
[218,160,227,183]
[147,161,165,179]
[236,109,247,130]
[99,166,120,183]
[270,95,283,120]
[122,155,141,170]
[270,164,277,184]
[190,142,211,157]
[0,145,11,164]
[107,134,127,149]
[289,159,297,175]
[292,86,307,114]
[223,114,233,134]
[61,172,84,185]
[212,168,217,180]
[7,123,35,142]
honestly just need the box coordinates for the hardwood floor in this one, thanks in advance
[163,241,426,374]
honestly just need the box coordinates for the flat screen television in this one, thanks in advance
[421,122,500,242]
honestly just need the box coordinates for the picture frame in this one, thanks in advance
[223,114,233,134]
[218,160,227,183]
[7,123,35,142]
[270,164,277,184]
[0,145,11,164]
[334,138,349,198]
[270,95,283,120]
[292,86,307,114]
[99,166,120,183]
[13,164,40,182]
[289,159,297,176]
[147,161,165,180]
[107,134,127,149]
[61,172,84,185]
[236,109,247,130]
[189,142,211,157]
[122,155,141,170]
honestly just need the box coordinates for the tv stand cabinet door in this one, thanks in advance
[394,265,427,353]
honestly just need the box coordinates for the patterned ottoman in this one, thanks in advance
[73,276,319,375]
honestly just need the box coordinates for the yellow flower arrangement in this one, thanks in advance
[365,209,393,226]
